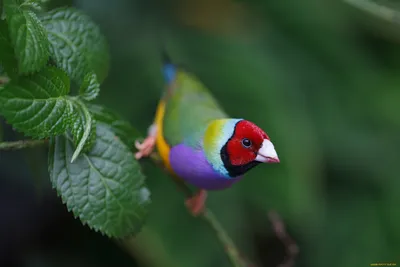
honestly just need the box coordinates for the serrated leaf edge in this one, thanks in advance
[47,104,151,238]
[5,1,50,74]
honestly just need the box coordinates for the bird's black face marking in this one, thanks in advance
[221,144,260,177]
[220,122,260,178]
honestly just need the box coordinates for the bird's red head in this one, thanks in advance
[221,120,279,177]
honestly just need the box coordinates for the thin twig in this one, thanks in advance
[148,152,250,267]
[203,209,249,267]
[268,211,299,267]
[0,139,47,150]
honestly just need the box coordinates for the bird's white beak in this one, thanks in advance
[255,139,280,163]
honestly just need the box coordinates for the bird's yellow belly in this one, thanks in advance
[154,99,173,173]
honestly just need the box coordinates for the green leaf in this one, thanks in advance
[0,67,73,138]
[88,103,142,147]
[41,7,110,84]
[48,124,150,237]
[70,99,96,162]
[4,0,49,74]
[0,19,18,77]
[79,72,100,101]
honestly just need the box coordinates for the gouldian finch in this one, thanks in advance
[135,55,279,215]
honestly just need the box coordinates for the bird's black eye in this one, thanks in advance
[241,138,252,148]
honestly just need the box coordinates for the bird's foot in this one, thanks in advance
[185,189,207,216]
[135,124,157,160]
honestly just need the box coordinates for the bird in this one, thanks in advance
[135,54,280,216]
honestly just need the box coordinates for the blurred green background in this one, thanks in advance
[1,0,400,266]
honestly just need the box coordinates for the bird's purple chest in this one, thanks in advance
[168,144,243,190]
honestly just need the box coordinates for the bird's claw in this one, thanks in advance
[135,136,156,159]
[134,124,157,160]
[185,189,207,216]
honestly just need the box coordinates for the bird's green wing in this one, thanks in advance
[162,69,227,148]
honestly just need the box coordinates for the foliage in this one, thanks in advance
[48,124,149,237]
[0,0,150,238]
[1,0,400,267]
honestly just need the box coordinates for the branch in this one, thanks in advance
[0,139,46,150]
[148,153,251,267]
[202,209,250,267]
[147,154,299,267]
[0,137,293,267]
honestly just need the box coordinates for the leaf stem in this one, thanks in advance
[0,139,46,150]
[148,153,250,267]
